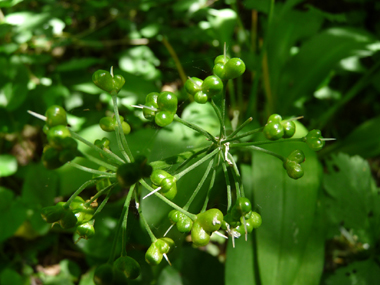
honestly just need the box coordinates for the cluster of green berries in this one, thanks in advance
[263,114,296,140]
[94,256,140,285]
[184,55,246,104]
[41,196,96,240]
[142,91,178,127]
[42,106,79,169]
[99,116,131,135]
[150,169,177,200]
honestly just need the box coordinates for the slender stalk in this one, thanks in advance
[223,127,263,143]
[111,94,133,162]
[227,153,244,198]
[183,159,214,211]
[137,196,157,243]
[230,138,304,148]
[85,183,116,208]
[238,145,286,162]
[121,185,135,256]
[221,160,232,212]
[175,148,220,180]
[84,154,117,172]
[227,117,253,138]
[221,80,228,138]
[210,99,224,136]
[200,155,219,213]
[139,179,197,220]
[175,146,210,172]
[174,115,217,143]
[161,36,187,85]
[70,130,124,165]
[92,187,113,218]
[69,162,116,177]
[65,179,97,207]
[108,188,134,263]
[104,148,126,164]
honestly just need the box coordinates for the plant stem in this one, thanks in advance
[221,80,228,138]
[161,36,187,85]
[69,162,116,177]
[227,117,253,138]
[223,127,263,143]
[85,183,116,208]
[70,130,124,165]
[173,115,217,143]
[175,147,220,180]
[121,185,135,256]
[221,159,232,212]
[183,159,214,211]
[139,179,197,220]
[210,99,224,137]
[92,187,113,218]
[237,145,286,162]
[65,179,97,208]
[200,155,219,213]
[227,153,244,198]
[137,195,157,243]
[175,146,210,171]
[111,94,134,163]
[230,138,304,148]
[84,154,117,171]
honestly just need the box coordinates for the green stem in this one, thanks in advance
[227,153,244,198]
[173,115,217,143]
[84,154,117,172]
[200,155,219,213]
[139,179,197,220]
[223,127,263,143]
[221,80,228,138]
[104,148,126,164]
[227,117,253,138]
[137,194,157,243]
[228,79,236,109]
[108,188,132,263]
[69,162,116,177]
[121,185,135,256]
[183,159,214,211]
[69,130,124,165]
[210,99,224,137]
[238,145,286,162]
[175,146,210,172]
[85,183,116,208]
[221,159,232,212]
[161,36,187,85]
[175,147,220,180]
[92,187,113,218]
[111,94,133,163]
[230,138,303,148]
[64,180,97,208]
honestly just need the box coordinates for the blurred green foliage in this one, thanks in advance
[1,0,380,284]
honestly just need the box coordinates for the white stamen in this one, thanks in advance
[213,231,228,239]
[28,110,47,121]
[242,216,248,241]
[163,253,172,266]
[131,104,158,111]
[142,187,162,199]
[110,66,114,77]
[320,138,336,141]
[282,116,304,123]
[164,224,174,237]
[225,143,233,166]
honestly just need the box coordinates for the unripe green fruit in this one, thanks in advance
[224,58,246,79]
[281,121,296,138]
[201,75,223,97]
[191,221,210,247]
[284,160,304,179]
[92,69,125,93]
[93,263,114,285]
[155,111,174,127]
[196,208,224,233]
[45,105,67,128]
[76,222,95,240]
[304,129,325,151]
[194,91,208,104]
[59,210,77,229]
[41,204,65,223]
[47,125,71,148]
[184,77,203,95]
[113,256,141,280]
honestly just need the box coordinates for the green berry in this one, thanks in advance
[76,222,95,240]
[281,121,296,138]
[94,264,114,285]
[191,221,210,247]
[283,160,304,179]
[155,111,174,127]
[194,91,208,104]
[59,210,77,229]
[184,77,203,95]
[304,129,325,151]
[45,105,67,128]
[263,114,284,140]
[92,69,125,93]
[113,256,141,280]
[224,58,246,79]
[202,75,223,97]
[196,208,223,233]
[41,204,65,223]
[47,125,71,149]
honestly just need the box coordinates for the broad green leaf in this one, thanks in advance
[5,12,51,32]
[0,196,27,242]
[251,141,322,285]
[56,58,100,72]
[21,163,59,207]
[225,164,256,285]
[0,154,17,177]
[322,259,380,285]
[157,266,183,285]
[323,153,380,243]
[335,116,380,158]
[275,27,376,114]
[0,268,23,285]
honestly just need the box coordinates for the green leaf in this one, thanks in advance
[157,266,183,285]
[322,259,380,285]
[337,116,380,158]
[0,154,17,177]
[251,141,323,285]
[56,58,100,72]
[323,153,380,243]
[0,268,23,285]
[275,27,376,113]
[207,9,237,49]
